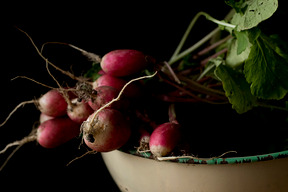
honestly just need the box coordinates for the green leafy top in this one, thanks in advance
[244,29,288,100]
[227,0,278,31]
[212,0,288,113]
[169,0,288,114]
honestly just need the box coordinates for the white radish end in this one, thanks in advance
[149,145,171,157]
[39,113,55,123]
[149,122,181,157]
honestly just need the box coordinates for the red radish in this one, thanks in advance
[93,74,127,91]
[37,89,68,117]
[0,117,81,152]
[149,122,181,157]
[93,74,142,98]
[88,86,119,110]
[100,49,150,77]
[37,117,80,148]
[39,113,55,123]
[67,98,94,124]
[82,108,131,152]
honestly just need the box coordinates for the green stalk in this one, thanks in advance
[169,12,204,61]
[168,28,220,65]
[168,11,235,65]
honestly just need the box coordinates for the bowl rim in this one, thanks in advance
[124,149,288,165]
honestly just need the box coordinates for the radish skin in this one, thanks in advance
[37,89,68,117]
[149,122,181,157]
[82,109,131,152]
[88,86,119,111]
[67,98,94,124]
[93,74,127,91]
[37,117,80,148]
[93,74,142,98]
[100,49,150,77]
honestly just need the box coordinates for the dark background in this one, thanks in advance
[1,2,231,191]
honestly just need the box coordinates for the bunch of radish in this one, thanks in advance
[87,49,182,156]
[1,28,228,164]
[0,47,185,172]
[0,49,159,155]
[82,49,153,152]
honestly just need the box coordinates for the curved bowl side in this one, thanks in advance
[102,150,288,192]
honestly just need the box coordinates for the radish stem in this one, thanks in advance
[162,61,181,84]
[169,28,220,65]
[168,104,178,123]
[201,12,236,29]
[200,48,228,66]
[169,11,205,60]
[168,11,235,65]
[194,35,232,59]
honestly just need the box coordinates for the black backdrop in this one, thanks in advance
[1,2,230,191]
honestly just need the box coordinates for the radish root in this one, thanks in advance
[68,44,102,63]
[0,100,35,127]
[40,41,102,63]
[44,59,73,108]
[16,27,84,82]
[11,76,56,89]
[0,134,37,154]
[0,129,37,171]
[155,150,237,161]
[66,150,97,166]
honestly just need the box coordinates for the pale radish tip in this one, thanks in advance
[150,145,171,157]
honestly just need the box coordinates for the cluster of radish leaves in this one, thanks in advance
[169,0,287,114]
[216,0,288,114]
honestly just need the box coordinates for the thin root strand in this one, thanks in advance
[68,44,102,63]
[0,145,22,171]
[11,76,56,89]
[0,135,37,154]
[66,150,97,166]
[0,131,37,171]
[156,150,237,161]
[16,27,84,82]
[0,100,35,127]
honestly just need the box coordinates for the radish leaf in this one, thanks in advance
[244,30,288,99]
[215,61,257,114]
[230,0,278,31]
[234,30,250,55]
[84,62,102,81]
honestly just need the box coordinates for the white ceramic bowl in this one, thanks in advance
[102,150,288,192]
